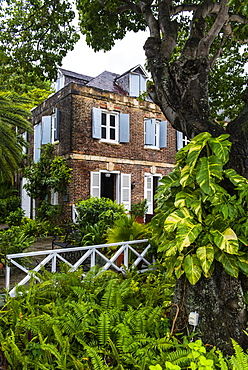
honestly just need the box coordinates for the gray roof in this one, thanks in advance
[58,68,93,83]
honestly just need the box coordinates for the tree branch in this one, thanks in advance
[170,4,198,16]
[197,0,230,57]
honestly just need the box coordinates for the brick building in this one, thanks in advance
[21,65,187,221]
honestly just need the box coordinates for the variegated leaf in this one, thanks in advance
[176,223,202,250]
[224,168,248,186]
[164,207,193,232]
[215,250,239,277]
[196,156,223,195]
[210,227,239,254]
[208,134,231,165]
[183,255,202,285]
[196,245,214,276]
[174,255,184,279]
[180,165,194,187]
[237,255,248,275]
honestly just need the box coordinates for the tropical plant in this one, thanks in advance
[0,195,21,224]
[152,132,248,285]
[0,267,177,369]
[106,215,151,244]
[0,226,34,264]
[5,208,25,226]
[76,197,126,228]
[130,199,148,219]
[0,90,32,181]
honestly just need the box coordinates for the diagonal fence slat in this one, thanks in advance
[5,239,152,297]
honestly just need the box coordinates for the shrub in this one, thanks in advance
[5,208,25,226]
[76,197,126,228]
[0,196,21,224]
[0,226,34,264]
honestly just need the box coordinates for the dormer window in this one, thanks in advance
[55,72,65,92]
[130,73,146,97]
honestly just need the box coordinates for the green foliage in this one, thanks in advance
[23,143,72,202]
[0,90,32,181]
[152,132,248,284]
[0,0,79,80]
[130,199,148,218]
[20,217,62,238]
[5,208,25,226]
[0,226,34,263]
[0,196,21,223]
[106,215,151,243]
[76,197,126,228]
[0,268,175,369]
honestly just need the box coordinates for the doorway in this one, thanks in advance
[101,173,115,200]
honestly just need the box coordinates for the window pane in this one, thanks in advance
[102,113,106,126]
[102,127,106,139]
[110,128,115,140]
[110,115,116,127]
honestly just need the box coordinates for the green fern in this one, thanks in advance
[85,345,107,370]
[98,312,111,345]
[230,339,248,370]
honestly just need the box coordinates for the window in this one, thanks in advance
[144,119,167,149]
[92,108,130,144]
[130,73,146,97]
[101,111,118,142]
[177,131,190,150]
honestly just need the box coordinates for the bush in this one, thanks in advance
[5,208,25,226]
[21,217,63,238]
[0,226,35,264]
[76,197,126,228]
[0,196,21,224]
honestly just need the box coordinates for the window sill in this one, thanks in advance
[144,146,160,151]
[100,140,122,146]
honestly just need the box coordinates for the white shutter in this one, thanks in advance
[92,108,102,139]
[51,190,59,205]
[90,172,101,198]
[145,119,156,146]
[130,74,140,97]
[177,130,183,150]
[140,75,146,94]
[21,178,31,218]
[119,113,130,143]
[120,173,131,211]
[144,176,153,214]
[41,116,52,144]
[159,120,167,148]
[34,123,41,162]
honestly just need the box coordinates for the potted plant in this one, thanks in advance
[130,200,148,223]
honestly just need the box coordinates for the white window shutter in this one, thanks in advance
[119,113,130,143]
[144,176,153,214]
[41,116,52,145]
[54,108,60,141]
[145,119,156,146]
[21,178,31,218]
[130,74,140,97]
[177,130,183,150]
[120,173,131,211]
[140,75,146,94]
[34,123,41,162]
[92,107,102,139]
[51,190,59,205]
[90,172,101,198]
[159,120,167,148]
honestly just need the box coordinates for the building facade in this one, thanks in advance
[22,65,186,221]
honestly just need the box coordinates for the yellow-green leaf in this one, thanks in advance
[211,227,239,254]
[176,223,202,250]
[183,255,202,285]
[215,251,239,277]
[196,245,214,276]
[164,207,192,232]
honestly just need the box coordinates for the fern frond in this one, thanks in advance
[98,312,111,345]
[85,346,106,370]
[230,339,248,370]
[101,278,123,309]
[166,347,191,367]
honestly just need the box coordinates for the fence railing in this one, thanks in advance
[5,239,152,297]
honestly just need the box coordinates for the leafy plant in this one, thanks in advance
[106,215,151,243]
[0,226,34,264]
[130,199,148,218]
[5,208,25,226]
[76,197,126,228]
[0,195,21,223]
[152,132,248,284]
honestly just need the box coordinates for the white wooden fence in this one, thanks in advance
[5,239,152,297]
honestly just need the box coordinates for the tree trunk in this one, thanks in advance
[171,262,248,354]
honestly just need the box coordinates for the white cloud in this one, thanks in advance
[62,30,150,77]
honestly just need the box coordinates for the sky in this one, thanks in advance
[61,30,150,77]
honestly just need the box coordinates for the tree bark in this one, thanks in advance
[143,24,248,355]
[171,263,248,355]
